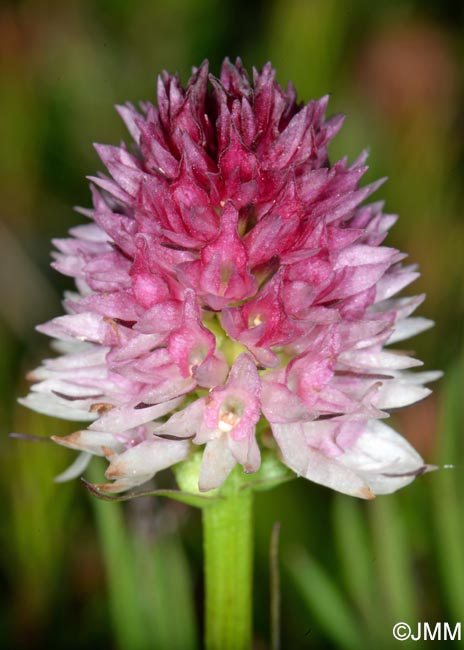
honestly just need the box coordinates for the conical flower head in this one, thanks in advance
[20,59,439,498]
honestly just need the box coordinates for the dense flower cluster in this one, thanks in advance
[21,59,438,498]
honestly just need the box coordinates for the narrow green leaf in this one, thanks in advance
[369,496,417,625]
[430,358,464,621]
[87,460,148,650]
[7,411,76,627]
[332,495,380,638]
[286,546,364,650]
[134,532,198,650]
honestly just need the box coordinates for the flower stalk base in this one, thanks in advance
[203,485,253,650]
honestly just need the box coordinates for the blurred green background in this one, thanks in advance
[1,0,463,648]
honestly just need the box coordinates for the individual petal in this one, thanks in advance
[374,264,420,301]
[336,420,430,494]
[228,429,261,474]
[168,289,216,376]
[193,352,229,388]
[198,436,237,492]
[152,398,205,439]
[66,291,141,322]
[18,393,98,421]
[130,240,171,309]
[54,452,93,483]
[386,317,434,344]
[36,313,113,344]
[104,438,190,491]
[178,202,258,308]
[115,102,143,142]
[338,349,423,371]
[133,300,182,334]
[272,420,373,498]
[51,430,125,456]
[272,419,430,498]
[373,377,432,409]
[260,380,311,424]
[94,143,145,197]
[89,396,184,432]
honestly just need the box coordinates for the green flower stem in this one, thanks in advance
[174,450,292,650]
[203,486,253,650]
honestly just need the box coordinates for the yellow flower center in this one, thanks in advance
[202,313,247,366]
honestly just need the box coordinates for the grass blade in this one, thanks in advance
[286,545,364,650]
[87,459,148,650]
[430,358,464,622]
[332,495,380,640]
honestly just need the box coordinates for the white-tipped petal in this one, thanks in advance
[261,380,311,423]
[37,313,108,343]
[272,421,373,498]
[51,430,124,456]
[273,419,428,498]
[152,399,204,439]
[54,451,92,483]
[199,436,237,492]
[338,420,428,494]
[402,370,443,385]
[89,397,184,432]
[228,432,261,474]
[375,381,432,409]
[18,394,97,421]
[339,349,423,371]
[374,266,419,300]
[104,438,190,490]
[387,317,434,344]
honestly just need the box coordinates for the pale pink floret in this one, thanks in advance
[196,353,261,490]
[20,59,438,497]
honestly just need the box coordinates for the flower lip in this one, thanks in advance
[218,398,245,433]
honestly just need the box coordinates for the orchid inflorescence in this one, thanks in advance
[21,59,439,499]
